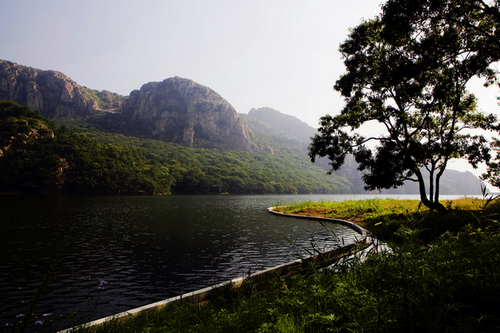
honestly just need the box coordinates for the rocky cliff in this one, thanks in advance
[0,59,99,118]
[120,77,259,151]
[1,60,259,151]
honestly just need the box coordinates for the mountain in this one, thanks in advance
[119,77,259,151]
[0,59,485,195]
[1,60,258,152]
[240,107,316,143]
[0,59,123,118]
[334,155,485,195]
[241,107,484,195]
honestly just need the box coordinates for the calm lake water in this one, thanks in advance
[0,194,470,331]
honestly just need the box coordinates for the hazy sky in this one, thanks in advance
[1,0,387,127]
[1,0,499,181]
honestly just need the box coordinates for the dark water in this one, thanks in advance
[0,193,455,331]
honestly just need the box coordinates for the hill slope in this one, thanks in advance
[0,59,123,118]
[242,107,484,195]
[240,107,316,143]
[118,77,259,151]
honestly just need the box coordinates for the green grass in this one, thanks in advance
[74,197,500,333]
[273,197,500,243]
[271,197,479,221]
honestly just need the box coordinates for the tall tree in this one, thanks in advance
[309,0,499,210]
[382,0,500,87]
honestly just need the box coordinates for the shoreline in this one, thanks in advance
[58,208,369,333]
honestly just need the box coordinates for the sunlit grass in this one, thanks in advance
[270,197,500,248]
[272,198,424,222]
[273,197,499,227]
[273,197,496,216]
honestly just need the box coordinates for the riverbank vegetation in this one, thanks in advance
[272,197,498,243]
[72,195,500,333]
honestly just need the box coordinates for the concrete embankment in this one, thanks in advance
[267,206,368,238]
[58,208,370,333]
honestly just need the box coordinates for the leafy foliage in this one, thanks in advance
[483,138,500,188]
[382,0,500,82]
[0,101,173,195]
[309,0,499,209]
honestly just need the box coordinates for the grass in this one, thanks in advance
[70,196,500,332]
[273,197,500,243]
[271,197,488,222]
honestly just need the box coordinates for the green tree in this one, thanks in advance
[482,138,500,188]
[382,0,500,82]
[309,0,499,210]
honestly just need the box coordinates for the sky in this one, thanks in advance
[1,0,386,126]
[1,0,500,184]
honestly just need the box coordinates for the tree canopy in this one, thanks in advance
[309,0,499,209]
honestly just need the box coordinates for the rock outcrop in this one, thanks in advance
[0,60,259,151]
[0,59,98,118]
[121,77,259,151]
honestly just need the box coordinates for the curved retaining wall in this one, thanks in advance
[267,206,368,238]
[58,207,369,332]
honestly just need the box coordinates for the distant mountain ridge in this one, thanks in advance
[240,107,317,143]
[239,107,484,195]
[0,59,485,194]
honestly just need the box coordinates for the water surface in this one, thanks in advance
[0,194,464,331]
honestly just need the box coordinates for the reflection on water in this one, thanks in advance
[0,194,415,331]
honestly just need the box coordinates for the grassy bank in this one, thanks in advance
[76,197,500,333]
[273,197,499,244]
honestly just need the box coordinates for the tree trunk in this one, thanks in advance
[415,169,446,211]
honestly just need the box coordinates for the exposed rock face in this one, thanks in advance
[0,59,98,118]
[0,60,258,151]
[121,77,259,151]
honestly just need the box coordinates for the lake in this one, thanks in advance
[0,194,469,331]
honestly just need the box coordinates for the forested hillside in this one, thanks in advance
[0,58,485,196]
[55,116,352,195]
[0,101,174,194]
[242,107,484,195]
[0,101,351,195]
